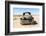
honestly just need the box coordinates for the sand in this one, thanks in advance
[13,15,40,28]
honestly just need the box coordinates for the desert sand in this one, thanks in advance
[13,15,40,29]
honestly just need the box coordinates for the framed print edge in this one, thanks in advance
[5,1,45,35]
[5,1,10,35]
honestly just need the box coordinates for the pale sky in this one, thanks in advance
[13,8,39,15]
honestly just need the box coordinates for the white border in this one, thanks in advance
[10,4,42,32]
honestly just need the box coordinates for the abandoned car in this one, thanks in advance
[20,12,37,25]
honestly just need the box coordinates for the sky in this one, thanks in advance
[13,8,39,15]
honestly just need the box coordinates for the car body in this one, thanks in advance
[20,12,37,25]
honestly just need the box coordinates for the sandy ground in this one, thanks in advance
[12,15,42,32]
[13,15,40,28]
